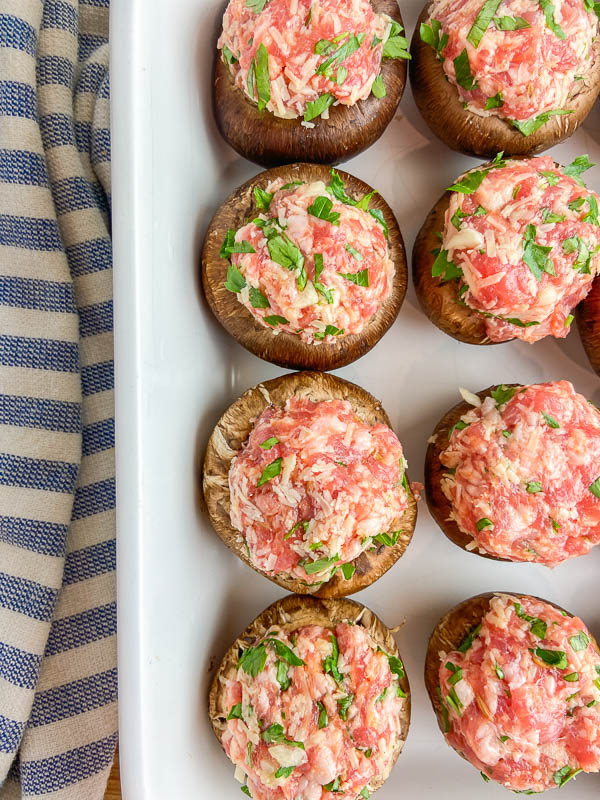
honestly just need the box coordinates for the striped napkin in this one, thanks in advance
[0,1,116,797]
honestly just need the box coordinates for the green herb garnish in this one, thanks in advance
[511,109,572,136]
[257,457,282,486]
[467,0,503,47]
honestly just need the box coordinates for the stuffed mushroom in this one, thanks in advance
[410,0,600,158]
[425,381,600,564]
[202,371,418,596]
[425,592,600,792]
[209,594,411,800]
[413,154,600,345]
[201,164,407,371]
[214,0,409,166]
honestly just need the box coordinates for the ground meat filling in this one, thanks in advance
[223,622,406,800]
[229,397,409,585]
[423,0,598,124]
[218,0,394,120]
[440,381,600,564]
[438,594,600,792]
[439,156,600,343]
[224,178,394,344]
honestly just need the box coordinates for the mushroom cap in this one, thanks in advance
[424,385,516,562]
[209,592,411,796]
[409,5,600,159]
[201,163,407,371]
[213,0,407,167]
[202,370,417,597]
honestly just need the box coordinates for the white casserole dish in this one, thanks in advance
[110,0,600,796]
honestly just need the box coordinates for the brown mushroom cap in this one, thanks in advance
[213,0,407,167]
[209,593,411,794]
[201,163,407,371]
[577,277,600,376]
[424,385,517,562]
[409,5,600,159]
[412,190,504,345]
[424,592,600,741]
[202,371,417,597]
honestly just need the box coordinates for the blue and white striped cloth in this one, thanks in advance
[0,1,116,797]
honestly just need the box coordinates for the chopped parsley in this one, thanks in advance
[431,248,462,282]
[313,253,333,304]
[222,44,239,70]
[542,207,565,224]
[276,660,290,691]
[254,186,273,211]
[458,623,481,653]
[254,43,270,111]
[539,0,565,38]
[569,631,589,651]
[484,91,503,109]
[526,481,543,493]
[337,694,354,720]
[301,554,338,574]
[340,268,369,286]
[563,154,595,184]
[304,92,335,122]
[493,14,530,28]
[542,412,560,428]
[345,243,363,260]
[249,287,270,308]
[323,635,343,683]
[420,19,449,60]
[553,766,582,787]
[341,562,356,580]
[368,207,388,237]
[264,314,288,326]
[534,648,568,669]
[267,233,304,271]
[448,419,469,439]
[447,154,505,193]
[383,20,410,60]
[238,643,268,677]
[267,638,305,666]
[227,702,243,720]
[317,700,328,728]
[261,723,305,749]
[523,223,554,280]
[316,33,365,79]
[373,530,401,546]
[224,263,247,294]
[274,766,294,779]
[246,0,269,11]
[220,229,255,260]
[371,72,386,98]
[589,476,600,498]
[314,324,344,340]
[307,196,340,225]
[453,49,478,90]
[467,0,503,47]
[257,457,282,486]
[476,517,493,531]
[511,109,572,136]
[491,384,517,406]
[284,520,309,540]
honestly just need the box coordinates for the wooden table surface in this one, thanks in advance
[104,747,121,800]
